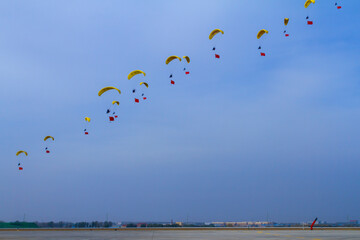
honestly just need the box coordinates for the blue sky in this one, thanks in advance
[0,0,360,223]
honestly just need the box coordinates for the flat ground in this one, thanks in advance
[0,230,359,240]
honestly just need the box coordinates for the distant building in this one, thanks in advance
[225,222,236,227]
[211,221,271,227]
[212,222,225,227]
[235,222,248,227]
[137,223,147,228]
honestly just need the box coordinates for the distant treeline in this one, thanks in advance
[0,221,114,229]
[36,221,114,228]
[0,221,210,229]
[1,221,358,229]
[0,221,39,229]
[35,222,213,228]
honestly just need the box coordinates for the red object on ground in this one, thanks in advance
[185,71,190,75]
[307,21,313,25]
[135,98,139,103]
[143,97,147,100]
[337,6,341,9]
[19,167,23,170]
[85,132,89,135]
[260,52,265,56]
[171,80,175,84]
[46,150,50,153]
[115,115,118,118]
[285,34,289,37]
[310,217,317,230]
[215,54,220,59]
[109,116,114,121]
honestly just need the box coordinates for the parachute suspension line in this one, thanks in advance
[108,104,115,122]
[335,1,342,9]
[258,36,263,53]
[128,71,148,103]
[212,44,219,59]
[110,101,119,120]
[16,151,27,170]
[133,88,139,103]
[182,56,190,75]
[304,0,315,25]
[44,136,54,154]
[139,82,148,101]
[171,72,175,85]
[84,117,91,135]
[169,74,174,85]
[284,18,289,37]
[257,29,268,56]
[306,14,313,25]
[98,87,121,118]
[107,103,114,122]
[166,56,181,85]
[18,159,23,170]
[169,72,174,85]
[209,29,223,59]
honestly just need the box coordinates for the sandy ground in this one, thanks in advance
[0,230,359,240]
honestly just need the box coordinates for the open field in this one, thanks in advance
[0,229,359,240]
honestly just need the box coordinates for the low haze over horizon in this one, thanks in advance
[1,0,360,223]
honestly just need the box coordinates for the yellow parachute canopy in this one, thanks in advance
[165,56,181,65]
[112,101,119,105]
[183,56,190,63]
[304,0,315,8]
[44,136,54,141]
[284,18,289,26]
[128,70,146,80]
[85,117,91,122]
[209,29,224,40]
[98,87,121,96]
[140,82,149,88]
[16,151,28,156]
[257,29,269,39]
